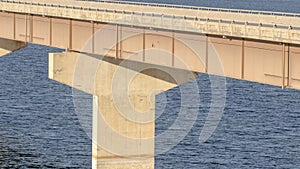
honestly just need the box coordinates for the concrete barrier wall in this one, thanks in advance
[1,0,300,44]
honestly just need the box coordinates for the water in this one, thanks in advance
[156,78,300,168]
[0,45,91,168]
[121,0,300,13]
[0,0,300,168]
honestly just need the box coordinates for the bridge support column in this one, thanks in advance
[0,38,26,57]
[48,52,197,169]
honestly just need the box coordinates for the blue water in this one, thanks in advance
[0,0,300,168]
[0,45,91,168]
[124,0,300,13]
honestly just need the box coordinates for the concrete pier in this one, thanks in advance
[0,38,26,57]
[49,52,198,169]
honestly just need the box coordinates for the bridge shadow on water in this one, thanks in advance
[0,44,299,168]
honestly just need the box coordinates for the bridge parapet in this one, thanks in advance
[1,0,300,44]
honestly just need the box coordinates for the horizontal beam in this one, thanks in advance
[1,11,300,90]
[2,0,300,18]
[1,0,300,44]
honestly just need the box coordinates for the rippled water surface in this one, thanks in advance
[1,0,300,168]
[126,0,300,13]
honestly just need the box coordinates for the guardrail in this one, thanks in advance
[79,0,300,17]
[0,0,300,44]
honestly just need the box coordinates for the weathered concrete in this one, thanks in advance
[1,0,300,44]
[3,10,299,89]
[0,38,26,57]
[0,1,300,89]
[49,52,198,169]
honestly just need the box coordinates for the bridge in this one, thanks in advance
[1,0,300,168]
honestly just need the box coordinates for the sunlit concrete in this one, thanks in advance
[0,0,300,89]
[1,0,300,44]
[49,52,198,169]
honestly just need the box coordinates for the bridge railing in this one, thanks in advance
[2,0,300,17]
[77,0,300,18]
[2,0,300,25]
[1,0,300,44]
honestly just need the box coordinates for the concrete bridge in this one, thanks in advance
[1,0,300,168]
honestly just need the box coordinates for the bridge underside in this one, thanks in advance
[1,11,300,89]
[0,38,26,57]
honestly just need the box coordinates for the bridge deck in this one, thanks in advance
[1,0,300,44]
[1,0,300,90]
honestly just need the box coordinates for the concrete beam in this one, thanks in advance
[49,52,198,169]
[0,38,26,57]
